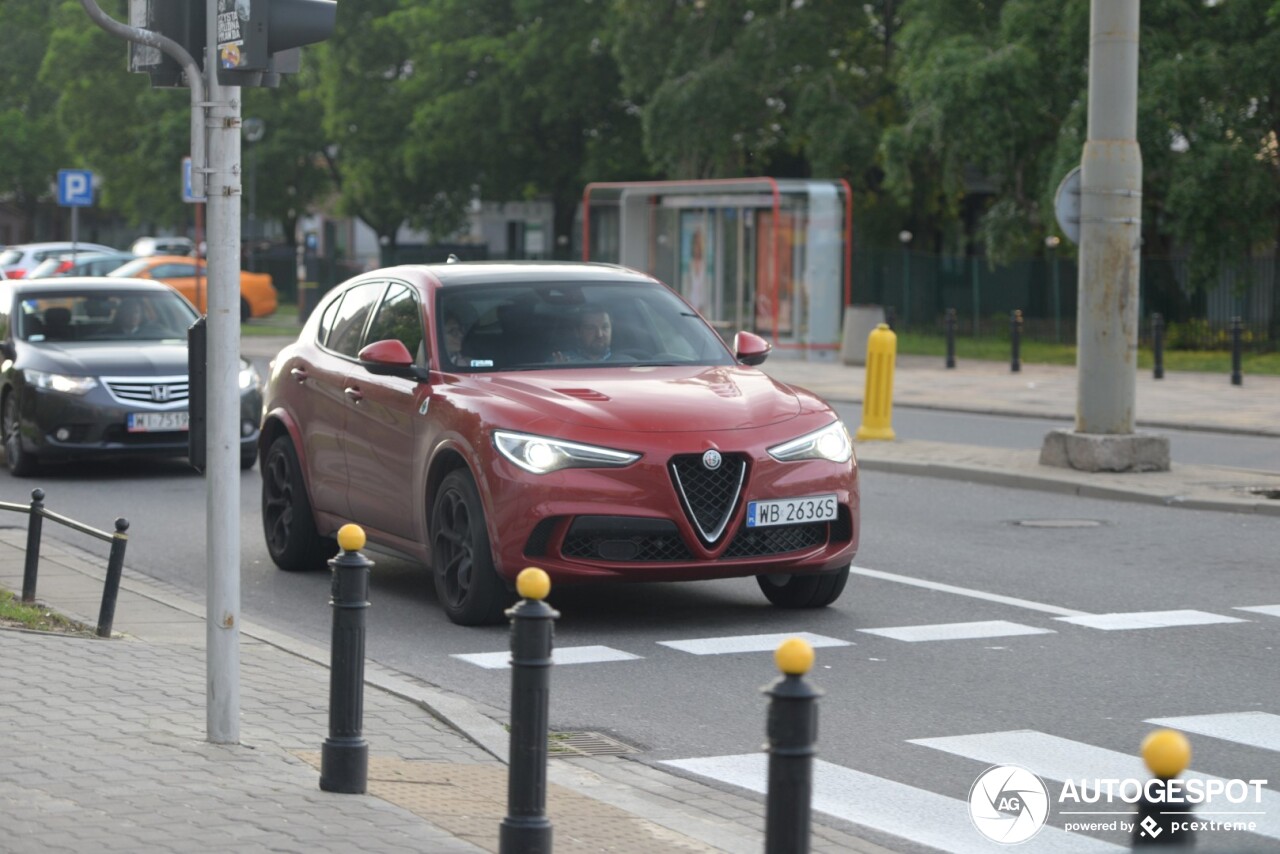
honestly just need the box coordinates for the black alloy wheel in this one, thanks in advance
[431,469,508,626]
[756,565,850,608]
[261,435,332,570]
[2,391,37,477]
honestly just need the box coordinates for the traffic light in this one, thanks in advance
[128,0,205,88]
[128,0,337,89]
[215,0,338,87]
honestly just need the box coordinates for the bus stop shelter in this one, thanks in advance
[581,178,852,360]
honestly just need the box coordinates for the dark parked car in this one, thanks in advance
[0,277,262,476]
[260,261,859,625]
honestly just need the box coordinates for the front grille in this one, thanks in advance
[104,375,189,405]
[562,516,693,562]
[721,523,827,559]
[669,453,746,544]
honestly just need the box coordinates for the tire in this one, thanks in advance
[261,435,332,571]
[2,391,38,478]
[431,469,509,626]
[756,565,850,609]
[240,298,252,323]
[240,448,257,470]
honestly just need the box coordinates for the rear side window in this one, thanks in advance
[326,282,384,357]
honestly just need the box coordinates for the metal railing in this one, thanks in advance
[0,488,130,638]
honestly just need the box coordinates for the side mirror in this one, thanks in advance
[0,340,14,361]
[734,331,772,366]
[357,339,427,380]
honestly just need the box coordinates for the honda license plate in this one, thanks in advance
[127,411,189,433]
[746,493,838,528]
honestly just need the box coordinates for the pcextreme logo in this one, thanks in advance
[968,765,1050,844]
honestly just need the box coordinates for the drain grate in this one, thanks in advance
[549,731,640,757]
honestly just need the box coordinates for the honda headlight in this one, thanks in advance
[768,420,852,463]
[26,370,98,396]
[239,358,261,390]
[494,430,641,474]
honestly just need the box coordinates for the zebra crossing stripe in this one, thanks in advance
[1055,610,1246,630]
[1145,712,1280,754]
[661,753,1123,852]
[450,645,641,669]
[909,730,1280,842]
[657,632,851,655]
[857,620,1054,642]
[1236,605,1280,618]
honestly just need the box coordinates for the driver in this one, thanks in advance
[553,306,613,362]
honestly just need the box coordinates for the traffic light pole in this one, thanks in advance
[204,0,243,745]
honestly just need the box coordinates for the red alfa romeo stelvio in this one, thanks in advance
[259,261,859,625]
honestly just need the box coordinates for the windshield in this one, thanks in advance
[435,280,735,372]
[17,291,198,342]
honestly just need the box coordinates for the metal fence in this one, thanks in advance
[854,249,1279,351]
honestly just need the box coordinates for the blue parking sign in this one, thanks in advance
[57,169,94,207]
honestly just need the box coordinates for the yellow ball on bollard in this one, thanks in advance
[775,637,815,675]
[337,523,366,552]
[516,567,551,601]
[1141,728,1191,779]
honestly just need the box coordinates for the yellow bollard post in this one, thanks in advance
[1133,728,1192,846]
[855,323,897,441]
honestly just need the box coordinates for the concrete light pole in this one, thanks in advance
[1040,0,1169,473]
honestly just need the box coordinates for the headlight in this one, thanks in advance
[239,359,261,391]
[768,420,852,463]
[26,370,98,395]
[493,430,641,474]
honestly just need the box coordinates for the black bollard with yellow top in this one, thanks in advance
[856,323,896,441]
[320,523,373,794]
[1133,728,1193,846]
[500,568,559,854]
[764,637,823,854]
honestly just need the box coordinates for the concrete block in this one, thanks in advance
[840,305,886,365]
[1039,429,1171,472]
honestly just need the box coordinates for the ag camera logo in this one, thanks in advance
[968,765,1050,844]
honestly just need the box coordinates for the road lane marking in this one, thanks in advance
[1146,712,1280,754]
[857,620,1055,642]
[451,645,641,669]
[1236,605,1280,618]
[657,632,851,655]
[850,565,1089,617]
[910,730,1280,842]
[1055,610,1246,630]
[662,753,1123,853]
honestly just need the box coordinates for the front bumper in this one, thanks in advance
[18,384,261,462]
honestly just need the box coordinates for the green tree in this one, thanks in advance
[1,0,69,240]
[393,0,649,256]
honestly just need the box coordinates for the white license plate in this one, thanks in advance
[127,411,189,433]
[746,493,838,528]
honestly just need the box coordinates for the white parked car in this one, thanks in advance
[130,236,195,257]
[0,242,118,279]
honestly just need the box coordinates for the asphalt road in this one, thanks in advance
[5,407,1279,852]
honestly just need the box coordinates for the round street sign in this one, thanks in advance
[1054,165,1081,245]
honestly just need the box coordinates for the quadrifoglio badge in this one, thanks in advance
[967,765,1269,844]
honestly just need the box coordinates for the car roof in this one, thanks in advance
[7,241,117,252]
[387,260,656,288]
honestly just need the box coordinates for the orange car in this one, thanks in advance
[109,255,278,321]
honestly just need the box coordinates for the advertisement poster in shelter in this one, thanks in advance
[679,212,714,318]
[754,210,794,337]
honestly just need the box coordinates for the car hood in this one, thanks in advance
[25,341,190,377]
[476,365,803,432]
